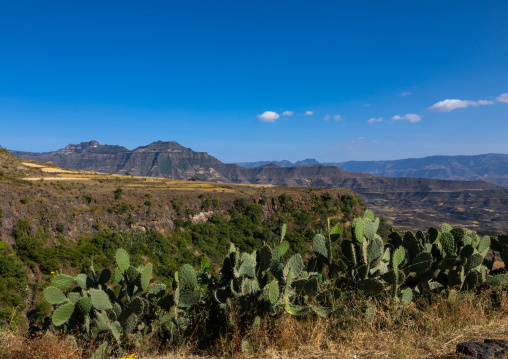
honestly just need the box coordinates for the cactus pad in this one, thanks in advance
[51,274,76,290]
[329,225,343,242]
[140,263,153,291]
[477,236,491,254]
[44,286,68,305]
[268,280,279,304]
[463,271,478,290]
[486,274,508,287]
[364,220,375,241]
[392,247,406,268]
[280,223,287,241]
[428,227,440,244]
[367,237,383,265]
[277,240,290,260]
[90,289,112,310]
[312,234,328,259]
[284,254,304,280]
[77,296,92,316]
[341,240,356,266]
[179,289,201,307]
[98,269,111,285]
[411,252,432,273]
[52,302,75,326]
[115,248,130,273]
[441,223,452,233]
[180,264,198,290]
[353,218,365,243]
[441,232,456,257]
[358,279,384,296]
[465,253,483,270]
[238,254,256,278]
[258,245,272,272]
[401,288,413,304]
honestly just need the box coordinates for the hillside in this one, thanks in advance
[0,149,361,244]
[9,141,508,232]
[2,149,508,359]
[236,153,508,187]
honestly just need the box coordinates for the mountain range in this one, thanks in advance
[9,140,508,232]
[235,154,508,187]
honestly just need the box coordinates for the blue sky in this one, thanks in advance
[1,1,507,162]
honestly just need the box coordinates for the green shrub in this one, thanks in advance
[55,222,64,233]
[234,198,248,213]
[114,187,123,200]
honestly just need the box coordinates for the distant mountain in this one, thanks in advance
[10,141,508,231]
[11,141,237,181]
[235,158,319,168]
[236,154,508,187]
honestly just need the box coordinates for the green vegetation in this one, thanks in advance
[31,209,508,357]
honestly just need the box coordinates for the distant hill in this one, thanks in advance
[236,158,320,168]
[10,141,508,231]
[236,153,508,187]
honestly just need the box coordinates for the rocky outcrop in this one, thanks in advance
[456,339,508,358]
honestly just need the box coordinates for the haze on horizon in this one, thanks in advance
[1,1,507,163]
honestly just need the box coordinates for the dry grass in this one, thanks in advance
[2,290,508,359]
[0,331,81,359]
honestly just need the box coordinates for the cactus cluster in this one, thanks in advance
[43,249,168,357]
[390,224,491,294]
[42,211,508,357]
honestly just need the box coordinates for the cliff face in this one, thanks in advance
[9,141,508,232]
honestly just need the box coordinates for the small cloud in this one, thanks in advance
[257,111,280,122]
[367,117,383,124]
[400,92,412,96]
[323,115,330,121]
[496,93,508,103]
[372,140,382,144]
[282,111,294,116]
[333,114,343,121]
[304,110,314,116]
[362,104,371,107]
[392,113,422,123]
[357,137,365,140]
[427,99,494,112]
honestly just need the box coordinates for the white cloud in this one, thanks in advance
[367,117,383,124]
[427,99,494,112]
[333,114,342,121]
[304,110,314,116]
[257,111,280,122]
[400,92,412,96]
[282,111,294,116]
[362,104,371,107]
[323,115,330,121]
[392,113,422,123]
[496,93,508,103]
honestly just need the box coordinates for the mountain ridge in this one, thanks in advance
[9,140,508,231]
[235,153,508,186]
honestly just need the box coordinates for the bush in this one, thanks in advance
[245,203,263,224]
[55,222,64,233]
[114,187,123,200]
[234,198,248,213]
